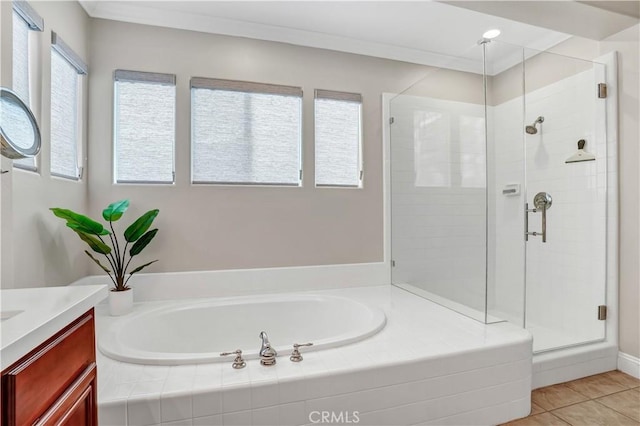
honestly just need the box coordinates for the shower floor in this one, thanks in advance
[488,310,604,354]
[527,324,604,354]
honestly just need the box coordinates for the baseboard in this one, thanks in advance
[618,352,640,379]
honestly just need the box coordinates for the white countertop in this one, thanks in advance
[0,285,107,371]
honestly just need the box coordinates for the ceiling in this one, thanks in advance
[79,1,631,75]
[448,1,639,40]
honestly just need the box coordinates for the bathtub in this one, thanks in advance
[98,293,386,365]
[95,286,533,425]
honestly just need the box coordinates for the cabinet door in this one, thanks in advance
[35,364,97,426]
[2,311,95,425]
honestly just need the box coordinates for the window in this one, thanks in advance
[314,90,362,187]
[50,32,86,180]
[191,78,302,185]
[114,70,176,184]
[12,1,43,171]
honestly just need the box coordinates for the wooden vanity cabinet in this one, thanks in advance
[1,309,98,426]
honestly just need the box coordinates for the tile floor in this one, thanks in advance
[503,370,640,425]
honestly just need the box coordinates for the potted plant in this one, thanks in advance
[51,200,159,316]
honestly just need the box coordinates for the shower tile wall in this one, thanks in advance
[391,95,487,315]
[490,69,607,351]
[486,102,526,325]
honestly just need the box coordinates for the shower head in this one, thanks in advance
[525,116,544,135]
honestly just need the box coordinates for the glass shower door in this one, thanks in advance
[522,50,608,353]
[389,40,609,348]
[389,56,490,323]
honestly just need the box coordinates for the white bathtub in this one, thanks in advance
[96,286,533,425]
[98,293,386,365]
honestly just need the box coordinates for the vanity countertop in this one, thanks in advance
[0,285,107,370]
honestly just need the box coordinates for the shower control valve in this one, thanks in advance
[220,349,247,369]
[290,342,313,362]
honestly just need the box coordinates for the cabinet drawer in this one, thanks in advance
[2,310,95,426]
[35,364,96,426]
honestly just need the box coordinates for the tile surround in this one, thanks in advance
[96,286,532,425]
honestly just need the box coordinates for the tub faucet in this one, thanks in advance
[259,331,277,366]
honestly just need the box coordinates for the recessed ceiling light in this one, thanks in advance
[482,29,501,39]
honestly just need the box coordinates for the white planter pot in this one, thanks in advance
[108,288,133,316]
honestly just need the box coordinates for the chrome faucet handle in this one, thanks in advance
[290,343,313,362]
[220,349,246,369]
[259,331,277,366]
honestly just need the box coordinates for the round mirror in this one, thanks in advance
[1,87,41,159]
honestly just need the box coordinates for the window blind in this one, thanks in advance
[50,49,80,179]
[12,11,36,170]
[314,89,362,187]
[12,13,30,104]
[191,78,302,185]
[114,70,176,184]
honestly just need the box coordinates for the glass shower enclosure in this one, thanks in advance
[389,39,608,354]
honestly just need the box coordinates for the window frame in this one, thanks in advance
[49,32,86,181]
[113,69,177,185]
[314,89,363,188]
[190,77,303,187]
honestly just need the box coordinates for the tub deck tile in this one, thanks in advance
[97,286,533,425]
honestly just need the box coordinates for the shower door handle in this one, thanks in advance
[526,192,552,243]
[541,202,548,242]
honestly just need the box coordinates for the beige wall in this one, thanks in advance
[491,37,600,105]
[87,19,484,274]
[1,1,91,288]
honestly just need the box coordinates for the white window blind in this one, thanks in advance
[12,12,30,104]
[12,6,41,171]
[191,78,302,185]
[114,70,176,184]
[50,33,86,180]
[314,90,362,187]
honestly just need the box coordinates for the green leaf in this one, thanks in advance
[50,208,108,235]
[74,231,112,255]
[102,199,130,222]
[129,229,158,257]
[124,209,159,242]
[128,260,158,276]
[84,250,111,274]
[66,222,110,236]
